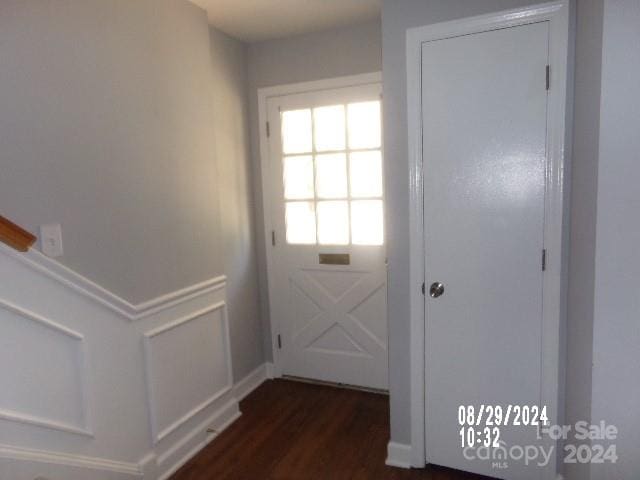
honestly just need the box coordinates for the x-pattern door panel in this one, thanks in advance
[290,268,386,354]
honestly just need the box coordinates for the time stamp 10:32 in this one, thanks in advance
[458,405,549,448]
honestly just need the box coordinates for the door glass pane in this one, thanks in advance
[316,153,347,199]
[282,109,312,154]
[349,151,383,198]
[286,202,316,244]
[347,101,381,149]
[313,105,345,152]
[283,155,314,200]
[317,201,349,245]
[351,200,383,245]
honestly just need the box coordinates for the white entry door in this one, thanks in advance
[265,82,388,390]
[422,22,549,479]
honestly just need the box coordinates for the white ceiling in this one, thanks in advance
[189,0,381,43]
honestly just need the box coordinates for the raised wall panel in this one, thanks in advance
[0,300,90,436]
[0,243,244,479]
[144,302,232,444]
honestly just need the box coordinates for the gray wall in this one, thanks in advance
[0,0,222,304]
[590,0,640,478]
[565,1,603,479]
[246,20,382,360]
[209,27,264,380]
[0,0,263,380]
[381,0,542,446]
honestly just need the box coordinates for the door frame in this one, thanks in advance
[406,1,572,473]
[257,72,383,377]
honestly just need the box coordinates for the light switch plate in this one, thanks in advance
[40,224,64,258]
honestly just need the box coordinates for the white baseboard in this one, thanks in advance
[154,399,241,480]
[154,363,275,478]
[385,441,412,469]
[265,362,276,379]
[0,444,142,479]
[0,363,271,480]
[150,362,274,479]
[233,363,273,401]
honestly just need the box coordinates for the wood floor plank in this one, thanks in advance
[170,379,495,480]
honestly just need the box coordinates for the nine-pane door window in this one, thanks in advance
[280,101,384,246]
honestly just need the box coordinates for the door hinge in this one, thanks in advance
[542,249,547,271]
[421,282,425,295]
[277,334,282,349]
[546,65,550,91]
[266,121,271,138]
[271,230,276,246]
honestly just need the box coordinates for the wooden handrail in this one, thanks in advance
[0,215,37,252]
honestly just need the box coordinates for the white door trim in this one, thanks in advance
[406,1,571,471]
[257,72,383,377]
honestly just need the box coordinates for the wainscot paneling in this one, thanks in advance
[0,243,270,480]
[143,302,233,444]
[0,299,91,437]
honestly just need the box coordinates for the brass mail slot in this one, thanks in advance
[319,253,350,265]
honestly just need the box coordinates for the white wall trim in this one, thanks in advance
[0,240,238,479]
[155,400,240,480]
[265,362,276,379]
[0,242,226,322]
[0,408,92,440]
[0,298,84,340]
[233,363,272,401]
[143,302,233,444]
[0,358,266,479]
[155,400,238,466]
[385,441,412,469]
[257,72,382,377]
[143,301,225,339]
[257,72,382,100]
[0,298,93,438]
[0,443,142,477]
[146,362,266,480]
[152,385,232,445]
[405,1,570,472]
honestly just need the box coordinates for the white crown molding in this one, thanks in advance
[0,443,142,477]
[0,242,226,321]
[0,298,93,438]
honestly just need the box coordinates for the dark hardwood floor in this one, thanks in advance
[171,379,494,480]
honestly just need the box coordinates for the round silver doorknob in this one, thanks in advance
[429,282,444,298]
